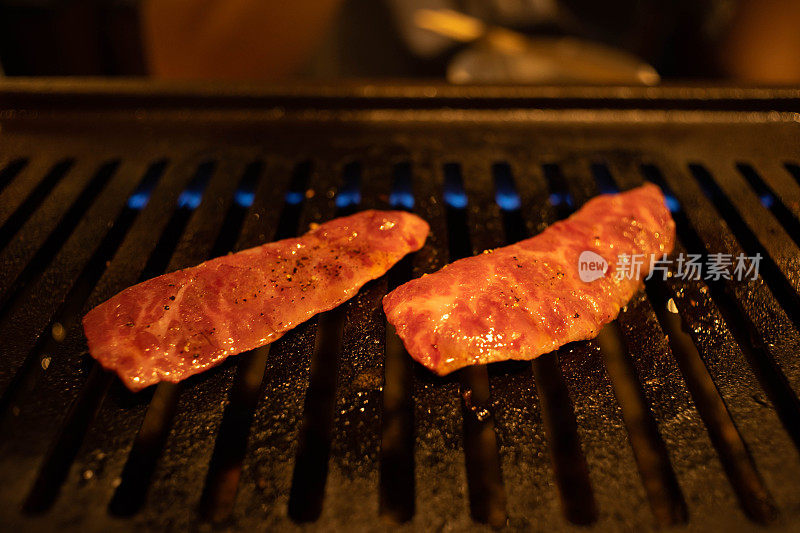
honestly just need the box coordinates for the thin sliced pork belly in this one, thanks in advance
[84,210,429,391]
[383,184,675,375]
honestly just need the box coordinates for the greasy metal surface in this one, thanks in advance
[0,82,800,532]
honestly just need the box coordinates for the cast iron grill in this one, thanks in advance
[1,81,800,531]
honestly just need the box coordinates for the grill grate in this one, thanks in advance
[1,82,800,531]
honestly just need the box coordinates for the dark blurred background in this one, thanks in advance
[1,0,799,84]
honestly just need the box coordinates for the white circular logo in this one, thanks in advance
[578,251,608,282]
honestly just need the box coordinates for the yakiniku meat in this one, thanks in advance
[84,210,429,390]
[383,184,674,374]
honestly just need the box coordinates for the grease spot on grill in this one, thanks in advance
[51,322,66,342]
[666,298,679,313]
[460,388,492,422]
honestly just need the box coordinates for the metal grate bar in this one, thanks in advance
[107,155,256,521]
[507,159,597,526]
[652,162,800,427]
[504,155,601,526]
[736,162,800,250]
[196,158,297,523]
[750,160,800,224]
[699,160,800,303]
[0,154,65,231]
[405,152,471,531]
[230,157,340,530]
[641,161,785,521]
[0,159,118,328]
[284,158,353,525]
[540,160,650,528]
[25,156,232,519]
[444,158,507,527]
[0,152,208,526]
[198,159,307,524]
[0,157,98,312]
[602,159,761,523]
[378,160,418,523]
[118,155,302,530]
[0,159,153,403]
[14,154,225,524]
[233,321,316,530]
[318,156,393,526]
[0,158,29,197]
[488,153,564,529]
[637,159,800,517]
[566,160,689,526]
